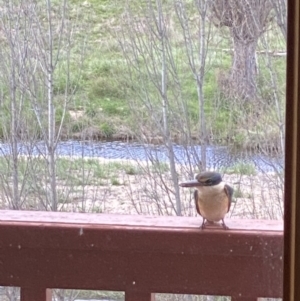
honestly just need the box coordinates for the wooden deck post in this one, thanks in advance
[20,288,52,301]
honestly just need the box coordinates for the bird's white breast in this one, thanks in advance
[196,182,229,222]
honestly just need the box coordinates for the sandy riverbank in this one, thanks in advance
[51,158,284,221]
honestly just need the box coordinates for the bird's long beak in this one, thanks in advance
[179,180,202,187]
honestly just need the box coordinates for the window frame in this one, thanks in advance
[284,0,300,300]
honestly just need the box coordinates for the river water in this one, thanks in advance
[0,140,283,172]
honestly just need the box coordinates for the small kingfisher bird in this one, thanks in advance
[179,171,234,229]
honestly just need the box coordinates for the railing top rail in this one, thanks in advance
[0,210,283,231]
[0,210,283,299]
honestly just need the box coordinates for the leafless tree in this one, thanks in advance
[119,0,183,215]
[1,0,84,211]
[0,1,38,209]
[273,0,287,41]
[21,0,69,211]
[175,0,212,169]
[210,0,273,101]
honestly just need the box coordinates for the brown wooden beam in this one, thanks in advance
[284,0,300,301]
[0,211,283,299]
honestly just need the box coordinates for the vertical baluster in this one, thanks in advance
[20,287,52,301]
[125,290,155,301]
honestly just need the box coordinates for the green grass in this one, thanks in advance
[111,178,122,186]
[0,156,145,208]
[123,164,142,175]
[151,162,170,173]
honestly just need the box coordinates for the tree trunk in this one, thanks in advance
[10,64,20,210]
[197,0,208,170]
[158,0,182,216]
[273,0,287,41]
[228,35,258,101]
[46,0,58,211]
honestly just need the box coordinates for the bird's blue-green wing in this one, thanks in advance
[193,190,202,216]
[224,184,234,212]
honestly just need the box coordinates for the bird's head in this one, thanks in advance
[179,171,222,188]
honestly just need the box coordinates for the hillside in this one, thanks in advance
[0,0,286,153]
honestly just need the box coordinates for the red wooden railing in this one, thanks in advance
[0,210,283,301]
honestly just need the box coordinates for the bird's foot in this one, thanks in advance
[200,218,206,229]
[200,219,229,230]
[200,219,214,229]
[221,219,229,230]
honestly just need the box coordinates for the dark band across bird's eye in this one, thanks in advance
[179,171,223,187]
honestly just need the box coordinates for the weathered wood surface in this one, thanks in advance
[0,210,283,300]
